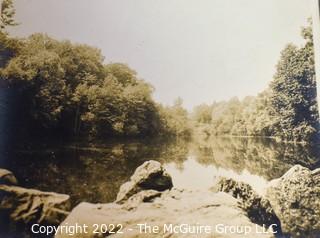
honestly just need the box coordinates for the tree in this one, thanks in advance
[270,24,319,142]
[158,98,191,138]
[104,63,138,86]
[1,33,189,139]
[1,34,105,132]
[192,103,212,124]
[0,31,20,67]
[192,22,318,143]
[0,0,18,31]
[0,0,20,67]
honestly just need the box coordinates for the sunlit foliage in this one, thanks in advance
[0,34,191,139]
[193,23,319,143]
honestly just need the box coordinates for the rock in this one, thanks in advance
[0,169,18,185]
[116,160,173,203]
[122,190,162,211]
[265,165,320,235]
[212,177,281,232]
[0,185,70,225]
[56,190,274,238]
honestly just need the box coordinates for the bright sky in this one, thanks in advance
[9,0,312,110]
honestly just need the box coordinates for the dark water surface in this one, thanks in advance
[1,137,320,207]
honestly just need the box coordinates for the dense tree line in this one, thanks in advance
[0,33,191,139]
[192,92,275,137]
[193,23,319,143]
[1,0,318,143]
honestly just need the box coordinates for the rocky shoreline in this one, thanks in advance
[0,169,70,227]
[1,161,320,237]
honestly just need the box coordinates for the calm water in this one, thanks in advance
[1,137,320,207]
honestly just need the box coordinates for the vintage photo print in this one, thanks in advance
[1,0,320,237]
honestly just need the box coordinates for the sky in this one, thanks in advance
[9,0,313,110]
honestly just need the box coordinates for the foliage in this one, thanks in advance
[0,34,191,139]
[193,93,276,138]
[0,31,20,67]
[2,0,316,142]
[192,103,213,124]
[193,23,319,143]
[0,0,18,31]
[158,98,191,138]
[270,24,319,142]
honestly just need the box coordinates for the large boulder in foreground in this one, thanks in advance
[0,169,18,185]
[116,160,173,203]
[265,165,320,235]
[0,185,70,225]
[56,189,274,238]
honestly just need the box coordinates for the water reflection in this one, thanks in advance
[1,137,319,206]
[1,139,189,206]
[191,137,320,180]
[165,157,268,194]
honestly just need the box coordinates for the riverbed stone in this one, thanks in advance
[265,165,320,235]
[56,189,274,238]
[122,189,162,210]
[212,177,281,231]
[116,160,173,203]
[0,185,70,225]
[0,168,18,185]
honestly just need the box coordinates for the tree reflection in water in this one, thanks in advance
[1,137,319,206]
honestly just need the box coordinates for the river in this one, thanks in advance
[1,136,320,207]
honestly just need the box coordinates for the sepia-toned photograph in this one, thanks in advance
[1,0,320,237]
